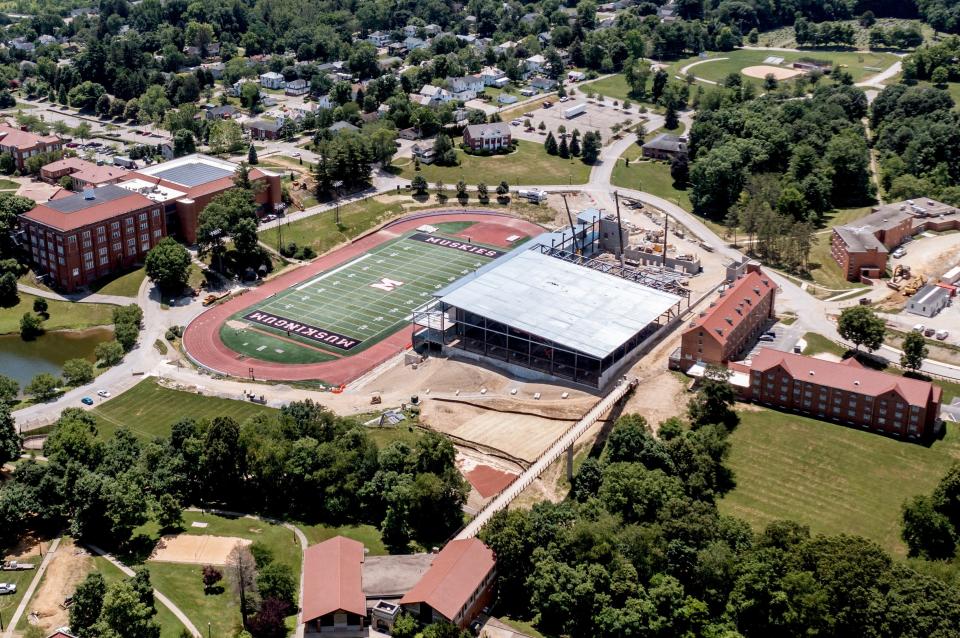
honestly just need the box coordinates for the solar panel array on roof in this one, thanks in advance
[45,184,134,213]
[152,162,234,187]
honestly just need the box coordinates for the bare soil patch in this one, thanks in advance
[742,65,804,80]
[149,534,251,565]
[25,539,92,635]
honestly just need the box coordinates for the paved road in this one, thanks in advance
[856,59,903,88]
[456,377,638,540]
[87,544,202,638]
[2,537,62,638]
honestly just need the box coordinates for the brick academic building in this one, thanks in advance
[19,154,281,291]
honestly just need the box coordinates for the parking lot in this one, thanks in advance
[509,98,646,146]
[739,321,806,362]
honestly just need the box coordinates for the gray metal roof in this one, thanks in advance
[152,162,234,187]
[439,250,681,358]
[45,184,133,213]
[642,133,685,153]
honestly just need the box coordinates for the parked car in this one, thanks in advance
[758,335,775,342]
[81,397,94,406]
[97,389,111,398]
[764,331,777,338]
[924,328,936,337]
[0,583,16,595]
[892,247,906,258]
[559,96,569,102]
[913,323,925,333]
[936,330,949,340]
[511,119,522,126]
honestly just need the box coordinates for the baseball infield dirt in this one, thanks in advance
[742,65,804,80]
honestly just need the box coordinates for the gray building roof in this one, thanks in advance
[642,133,687,154]
[248,119,282,133]
[834,226,887,253]
[46,184,133,213]
[439,249,681,358]
[464,122,511,138]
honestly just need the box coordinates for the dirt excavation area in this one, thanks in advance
[420,398,580,463]
[742,64,805,80]
[149,534,251,565]
[24,539,93,636]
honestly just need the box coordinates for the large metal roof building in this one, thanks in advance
[413,222,688,389]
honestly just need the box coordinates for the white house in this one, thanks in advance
[414,84,454,107]
[425,24,442,36]
[285,79,309,96]
[479,66,507,87]
[403,24,420,38]
[525,54,546,75]
[366,30,393,47]
[231,77,254,96]
[403,36,428,51]
[259,71,285,89]
[445,75,484,100]
[495,41,516,55]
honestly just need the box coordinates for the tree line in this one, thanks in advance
[479,374,960,637]
[0,398,466,554]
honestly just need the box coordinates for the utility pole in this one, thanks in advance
[561,193,578,254]
[662,212,669,272]
[614,191,625,267]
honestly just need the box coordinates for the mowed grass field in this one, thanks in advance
[90,267,147,297]
[668,49,899,85]
[576,74,659,108]
[140,511,302,638]
[611,157,692,211]
[720,408,960,557]
[392,139,592,186]
[90,378,276,440]
[224,229,506,363]
[0,293,114,334]
[93,555,187,638]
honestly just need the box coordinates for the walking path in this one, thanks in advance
[2,537,62,638]
[456,377,638,540]
[184,508,308,638]
[87,544,202,638]
[17,283,133,306]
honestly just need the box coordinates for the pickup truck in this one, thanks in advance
[2,560,34,570]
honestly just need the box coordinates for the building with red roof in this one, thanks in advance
[400,538,495,629]
[0,123,62,171]
[40,156,130,190]
[745,348,941,439]
[125,154,281,243]
[20,184,165,291]
[302,536,367,636]
[678,264,776,370]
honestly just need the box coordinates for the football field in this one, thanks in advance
[221,231,506,364]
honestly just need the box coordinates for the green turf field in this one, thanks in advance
[223,228,507,362]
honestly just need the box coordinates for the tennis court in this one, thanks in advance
[222,230,506,363]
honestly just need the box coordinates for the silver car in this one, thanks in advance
[0,583,17,595]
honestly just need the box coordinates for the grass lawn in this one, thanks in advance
[90,267,147,297]
[392,139,592,186]
[0,293,114,334]
[0,178,19,189]
[720,407,960,557]
[757,19,934,50]
[298,523,386,555]
[90,378,276,440]
[576,74,659,110]
[0,562,40,626]
[611,157,692,211]
[805,233,864,291]
[668,49,899,86]
[141,511,301,638]
[802,332,846,357]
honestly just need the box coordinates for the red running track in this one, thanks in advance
[183,210,545,385]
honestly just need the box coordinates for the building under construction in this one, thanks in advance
[412,209,693,389]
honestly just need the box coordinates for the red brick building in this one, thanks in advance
[400,538,496,630]
[125,154,282,244]
[40,157,130,190]
[20,184,166,291]
[831,199,960,281]
[0,123,62,171]
[463,122,511,152]
[678,266,776,370]
[744,348,942,440]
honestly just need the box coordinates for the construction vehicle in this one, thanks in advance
[202,294,219,306]
[903,274,926,296]
[887,264,911,291]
